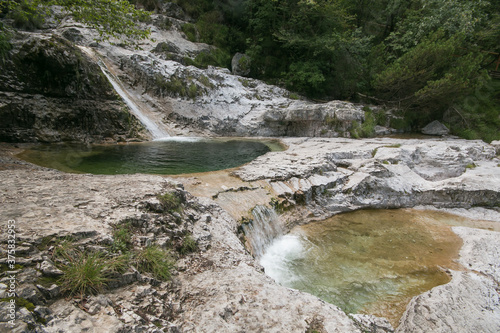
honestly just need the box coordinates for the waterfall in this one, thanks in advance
[242,205,283,257]
[79,47,170,139]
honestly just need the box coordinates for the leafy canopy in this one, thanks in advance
[0,0,151,41]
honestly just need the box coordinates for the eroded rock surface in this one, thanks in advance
[0,34,146,143]
[1,137,499,333]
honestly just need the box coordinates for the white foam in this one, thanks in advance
[260,233,305,284]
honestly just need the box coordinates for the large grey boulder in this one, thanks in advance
[421,120,449,136]
[231,53,251,76]
[491,140,500,155]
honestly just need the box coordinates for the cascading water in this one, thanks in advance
[242,205,283,257]
[78,47,170,139]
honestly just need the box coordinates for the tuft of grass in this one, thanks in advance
[134,245,174,281]
[59,251,110,296]
[187,83,199,99]
[198,75,214,89]
[36,235,55,251]
[0,263,22,273]
[325,114,340,128]
[179,234,197,255]
[157,192,182,213]
[465,163,476,169]
[53,238,77,261]
[55,241,129,296]
[371,148,378,157]
[111,223,132,253]
[384,143,401,148]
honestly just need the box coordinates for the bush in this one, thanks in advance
[134,245,174,280]
[181,23,197,42]
[192,48,231,69]
[7,0,47,31]
[361,111,376,137]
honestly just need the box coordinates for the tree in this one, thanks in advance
[373,31,486,121]
[0,0,151,41]
[245,0,369,99]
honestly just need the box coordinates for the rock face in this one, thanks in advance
[0,34,145,142]
[235,138,500,217]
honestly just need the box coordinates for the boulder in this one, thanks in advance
[231,53,251,76]
[491,140,500,155]
[421,120,449,136]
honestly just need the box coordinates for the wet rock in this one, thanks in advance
[396,271,500,333]
[0,34,144,143]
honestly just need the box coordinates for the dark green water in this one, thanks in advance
[18,138,279,175]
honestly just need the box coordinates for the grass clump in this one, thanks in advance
[157,192,182,213]
[59,251,110,296]
[134,245,174,281]
[179,234,197,255]
[54,240,128,296]
[111,223,133,253]
[198,75,214,89]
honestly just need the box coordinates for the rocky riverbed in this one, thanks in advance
[1,6,500,332]
[1,137,499,333]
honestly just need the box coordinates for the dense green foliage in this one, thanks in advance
[0,0,151,40]
[0,0,498,141]
[172,0,499,141]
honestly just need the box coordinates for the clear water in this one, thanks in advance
[260,209,466,327]
[18,138,280,175]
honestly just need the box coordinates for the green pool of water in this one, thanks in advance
[18,138,281,175]
[260,209,467,326]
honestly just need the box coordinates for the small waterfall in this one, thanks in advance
[79,47,170,139]
[242,205,283,257]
